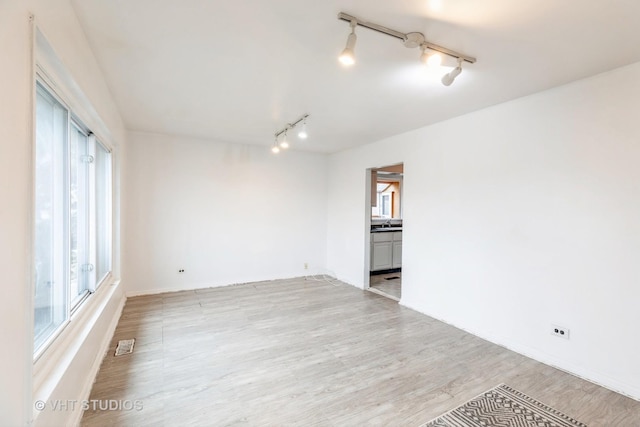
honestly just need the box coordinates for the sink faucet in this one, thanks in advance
[383,219,391,228]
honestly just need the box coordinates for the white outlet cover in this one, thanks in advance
[551,324,570,340]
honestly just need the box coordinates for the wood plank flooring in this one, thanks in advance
[370,272,402,300]
[82,277,640,426]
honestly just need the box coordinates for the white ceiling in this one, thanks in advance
[71,0,640,153]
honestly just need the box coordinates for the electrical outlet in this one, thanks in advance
[551,324,569,340]
[304,263,308,270]
[178,269,185,274]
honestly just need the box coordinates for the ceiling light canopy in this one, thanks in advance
[271,114,310,154]
[337,12,476,86]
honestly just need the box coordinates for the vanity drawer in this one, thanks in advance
[372,232,393,242]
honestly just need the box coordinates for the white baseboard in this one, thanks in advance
[124,273,328,297]
[125,281,236,297]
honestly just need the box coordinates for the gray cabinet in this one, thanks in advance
[392,240,402,269]
[371,231,402,272]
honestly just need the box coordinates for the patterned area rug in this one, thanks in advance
[422,384,587,427]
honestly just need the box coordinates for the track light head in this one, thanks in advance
[298,119,308,139]
[271,135,282,153]
[420,46,443,68]
[339,47,355,66]
[441,58,463,86]
[421,51,442,68]
[279,132,290,149]
[441,67,460,86]
[339,20,357,66]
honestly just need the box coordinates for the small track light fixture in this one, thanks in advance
[420,46,442,68]
[441,58,463,86]
[279,131,290,149]
[298,117,308,139]
[339,20,357,66]
[270,114,310,154]
[337,12,476,86]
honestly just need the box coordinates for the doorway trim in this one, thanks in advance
[364,163,404,300]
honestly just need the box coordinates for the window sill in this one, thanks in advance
[32,277,124,423]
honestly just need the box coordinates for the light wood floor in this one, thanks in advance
[370,272,402,300]
[82,277,640,426]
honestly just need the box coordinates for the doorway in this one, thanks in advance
[366,163,403,301]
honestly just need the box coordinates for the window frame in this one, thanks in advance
[33,76,114,360]
[68,119,91,311]
[379,193,392,218]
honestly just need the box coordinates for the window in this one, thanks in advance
[34,83,68,350]
[372,182,396,219]
[95,142,112,283]
[34,81,113,355]
[379,193,391,218]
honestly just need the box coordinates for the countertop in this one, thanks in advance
[371,227,403,233]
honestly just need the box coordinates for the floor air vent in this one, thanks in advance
[115,339,135,356]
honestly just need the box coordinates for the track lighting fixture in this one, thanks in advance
[271,114,310,154]
[420,46,442,68]
[337,12,476,86]
[279,132,290,149]
[339,20,357,66]
[297,117,308,139]
[441,58,463,86]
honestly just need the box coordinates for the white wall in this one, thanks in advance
[0,2,35,424]
[327,62,640,400]
[123,131,328,295]
[0,0,127,425]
